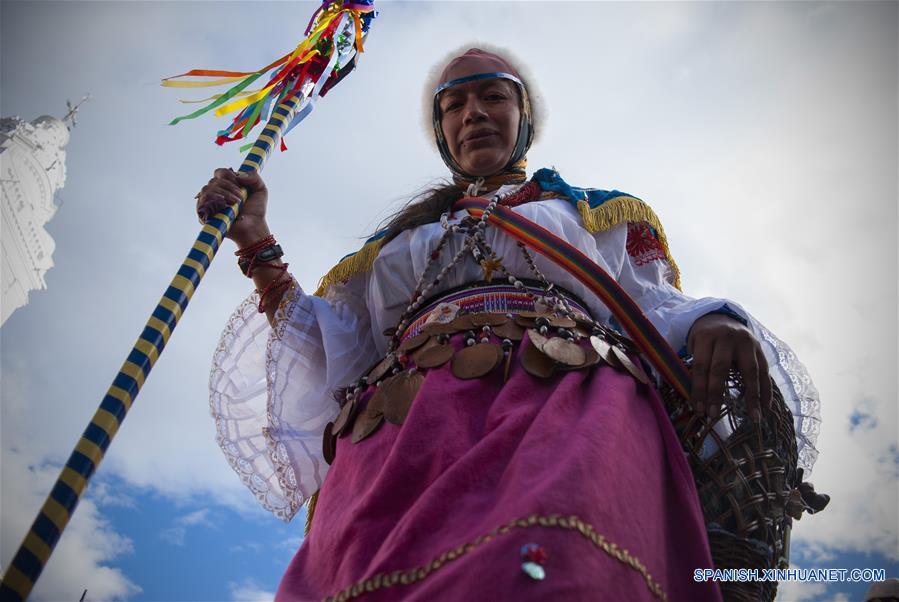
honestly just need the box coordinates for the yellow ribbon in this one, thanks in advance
[177,91,257,104]
[213,50,321,117]
[165,8,366,120]
[162,76,247,88]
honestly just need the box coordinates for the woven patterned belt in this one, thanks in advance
[400,281,591,343]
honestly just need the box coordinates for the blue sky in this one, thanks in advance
[91,475,300,601]
[1,2,896,601]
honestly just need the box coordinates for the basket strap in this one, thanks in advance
[455,196,692,399]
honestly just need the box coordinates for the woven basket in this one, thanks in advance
[661,369,801,602]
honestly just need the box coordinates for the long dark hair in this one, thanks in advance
[378,181,464,244]
[335,181,462,405]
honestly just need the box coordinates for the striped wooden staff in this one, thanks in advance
[1,3,375,596]
[0,91,304,602]
[3,5,371,597]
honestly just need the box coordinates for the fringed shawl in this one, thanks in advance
[314,168,681,298]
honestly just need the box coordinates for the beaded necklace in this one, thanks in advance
[328,180,647,457]
[384,181,579,352]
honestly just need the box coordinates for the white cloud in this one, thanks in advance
[776,579,829,602]
[793,541,837,565]
[229,542,264,554]
[88,481,138,509]
[774,563,856,602]
[159,507,215,546]
[228,578,275,602]
[0,447,141,601]
[179,508,212,527]
[880,445,899,479]
[787,411,899,561]
[158,526,186,547]
[849,399,879,433]
[278,535,303,552]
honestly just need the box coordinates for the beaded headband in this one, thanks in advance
[432,71,534,181]
[435,71,524,94]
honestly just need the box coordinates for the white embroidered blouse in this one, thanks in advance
[209,187,821,521]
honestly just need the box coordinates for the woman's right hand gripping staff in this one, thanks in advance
[196,168,289,324]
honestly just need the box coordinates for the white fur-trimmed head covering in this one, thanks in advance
[421,42,546,156]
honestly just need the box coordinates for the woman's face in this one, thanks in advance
[438,78,521,177]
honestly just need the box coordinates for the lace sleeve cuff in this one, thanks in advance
[210,279,333,521]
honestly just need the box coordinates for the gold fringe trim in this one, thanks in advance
[313,238,385,298]
[576,197,682,291]
[308,240,386,529]
[313,196,682,299]
[304,490,319,536]
[324,513,667,601]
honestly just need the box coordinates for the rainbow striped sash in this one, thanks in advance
[455,196,692,399]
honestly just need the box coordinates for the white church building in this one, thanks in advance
[0,114,70,326]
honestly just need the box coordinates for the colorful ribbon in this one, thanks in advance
[162,0,376,148]
[455,197,692,399]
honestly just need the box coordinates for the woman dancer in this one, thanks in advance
[198,46,818,601]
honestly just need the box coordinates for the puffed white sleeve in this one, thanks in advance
[603,221,821,473]
[209,273,380,521]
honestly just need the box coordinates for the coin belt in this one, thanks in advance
[323,185,651,465]
[322,308,652,465]
[399,281,592,344]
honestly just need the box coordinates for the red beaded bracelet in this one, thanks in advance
[235,234,276,258]
[236,235,284,278]
[257,265,291,314]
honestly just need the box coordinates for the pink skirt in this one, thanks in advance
[276,337,723,602]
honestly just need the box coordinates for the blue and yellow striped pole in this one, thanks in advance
[0,91,304,602]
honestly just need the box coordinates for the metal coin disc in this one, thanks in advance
[549,316,577,329]
[590,335,616,365]
[367,356,395,384]
[559,345,601,371]
[451,343,503,379]
[331,398,358,437]
[366,375,396,416]
[575,325,593,338]
[514,315,538,329]
[414,343,455,369]
[422,321,458,336]
[611,345,650,385]
[542,337,586,367]
[526,328,550,352]
[492,320,525,341]
[601,328,632,353]
[469,313,508,327]
[573,315,595,338]
[449,314,475,331]
[323,421,337,464]
[382,371,425,425]
[581,346,601,368]
[410,336,440,364]
[351,403,385,444]
[520,342,555,378]
[398,332,431,353]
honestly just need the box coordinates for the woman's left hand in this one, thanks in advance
[687,313,772,422]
